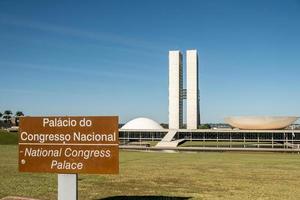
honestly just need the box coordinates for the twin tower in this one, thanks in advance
[169,50,200,129]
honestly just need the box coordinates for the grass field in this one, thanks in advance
[0,130,18,145]
[1,144,300,200]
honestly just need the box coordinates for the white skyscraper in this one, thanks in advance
[168,49,199,130]
[186,50,200,129]
[168,51,183,129]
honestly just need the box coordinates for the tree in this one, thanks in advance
[0,112,2,119]
[15,111,24,126]
[160,123,169,129]
[16,111,24,116]
[3,110,13,123]
[198,124,211,129]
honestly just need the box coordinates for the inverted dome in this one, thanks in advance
[225,116,298,130]
[121,117,163,130]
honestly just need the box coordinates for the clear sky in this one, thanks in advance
[0,0,299,123]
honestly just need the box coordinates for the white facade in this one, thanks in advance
[186,50,200,129]
[168,51,183,129]
[224,116,298,130]
[121,117,163,130]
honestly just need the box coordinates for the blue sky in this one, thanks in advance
[0,0,300,123]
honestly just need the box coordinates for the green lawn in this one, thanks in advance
[1,145,300,200]
[0,130,18,145]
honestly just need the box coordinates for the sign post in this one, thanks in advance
[58,174,77,200]
[19,116,119,200]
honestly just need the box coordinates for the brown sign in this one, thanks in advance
[19,116,119,174]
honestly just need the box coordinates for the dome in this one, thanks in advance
[121,117,163,130]
[224,116,299,130]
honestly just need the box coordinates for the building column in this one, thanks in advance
[168,50,183,129]
[186,50,200,129]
